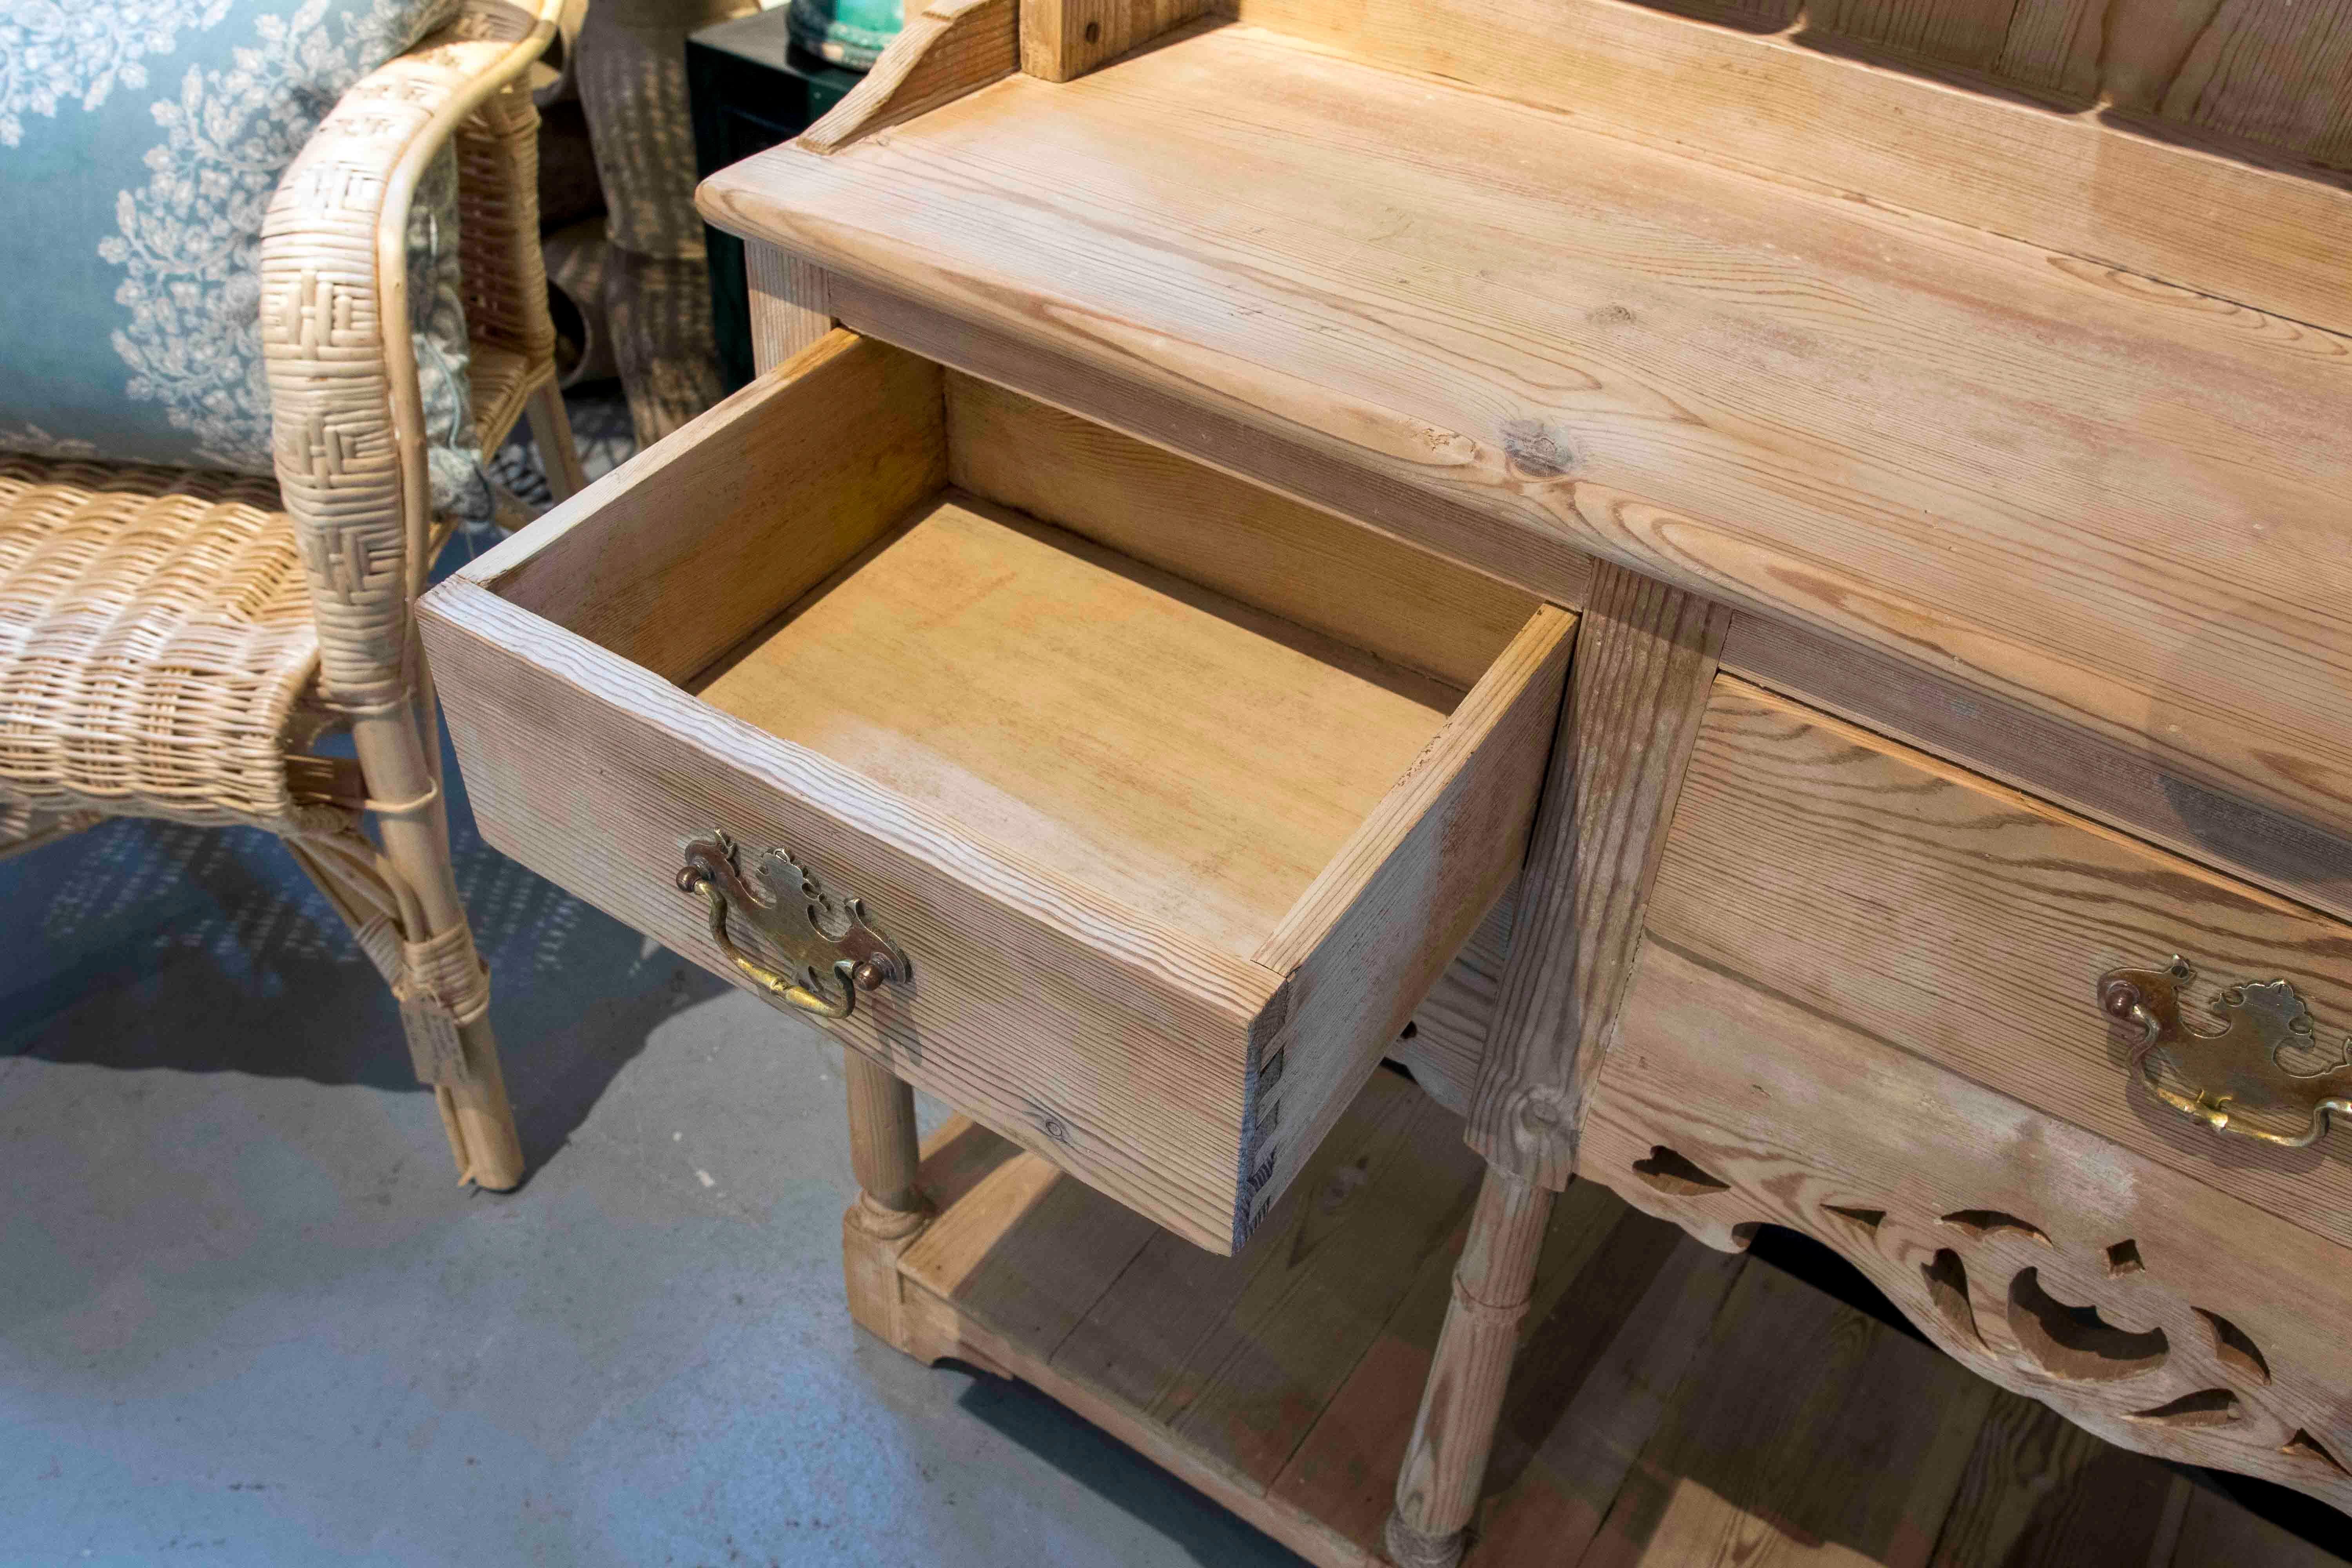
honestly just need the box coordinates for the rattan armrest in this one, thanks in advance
[258,0,564,714]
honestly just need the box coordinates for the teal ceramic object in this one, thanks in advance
[787,0,905,70]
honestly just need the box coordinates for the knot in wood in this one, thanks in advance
[1500,418,1576,479]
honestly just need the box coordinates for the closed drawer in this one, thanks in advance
[1643,678,2352,1256]
[417,331,1570,1252]
[1580,935,2352,1510]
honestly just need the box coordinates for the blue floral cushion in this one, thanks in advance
[0,0,486,517]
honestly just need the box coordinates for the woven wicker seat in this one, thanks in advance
[0,459,321,828]
[0,1,579,1193]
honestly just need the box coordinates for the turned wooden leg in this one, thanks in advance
[1390,565,1731,1564]
[840,1050,936,1354]
[1386,1167,1554,1568]
[523,379,588,502]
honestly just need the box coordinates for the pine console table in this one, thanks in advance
[419,0,2352,1559]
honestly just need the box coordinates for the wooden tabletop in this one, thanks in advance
[699,20,2352,860]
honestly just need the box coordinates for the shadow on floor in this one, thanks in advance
[950,1363,1309,1568]
[0,502,735,1174]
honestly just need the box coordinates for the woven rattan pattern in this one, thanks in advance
[0,457,321,828]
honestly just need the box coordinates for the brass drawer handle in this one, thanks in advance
[2098,958,2352,1147]
[676,831,907,1018]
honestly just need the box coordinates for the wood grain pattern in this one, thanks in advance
[946,370,1538,691]
[1582,936,2352,1510]
[899,1119,1161,1349]
[1247,609,1571,1241]
[884,1074,2342,1568]
[1388,1169,1557,1564]
[1393,885,1514,1118]
[698,24,2352,853]
[1019,0,1209,81]
[1052,1075,1479,1485]
[821,270,1596,612]
[695,496,1460,962]
[1460,1225,1746,1566]
[1724,612,2352,929]
[1648,678,2352,1256]
[1925,1394,2123,1568]
[1231,0,2352,330]
[1784,0,2352,172]
[840,1046,933,1351]
[1468,565,1729,1189]
[1579,1262,1996,1568]
[423,575,1276,1249]
[1269,1176,1656,1550]
[426,330,1559,1249]
[845,1048,924,1212]
[746,244,834,371]
[1927,1392,2192,1568]
[467,330,943,682]
[797,0,1016,154]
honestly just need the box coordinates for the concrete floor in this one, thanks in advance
[0,766,1306,1565]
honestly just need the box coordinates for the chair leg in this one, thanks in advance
[434,1010,524,1191]
[1386,1165,1556,1568]
[292,659,526,1189]
[288,821,525,1192]
[524,378,588,503]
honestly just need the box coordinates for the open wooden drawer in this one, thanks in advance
[417,331,1570,1251]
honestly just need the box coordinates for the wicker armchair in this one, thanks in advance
[0,0,582,1191]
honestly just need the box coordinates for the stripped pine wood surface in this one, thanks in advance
[426,570,1279,1250]
[694,495,1462,962]
[1387,559,1727,1559]
[797,0,1015,154]
[1229,0,2352,336]
[1391,886,1513,1118]
[944,371,1539,693]
[887,1070,2345,1567]
[745,246,834,372]
[427,325,1566,1250]
[1646,679,2352,1258]
[476,332,944,683]
[1243,608,1570,1243]
[1583,939,2352,1508]
[698,24,2352,862]
[1684,0,2352,169]
[1466,564,1729,1190]
[1020,0,1209,80]
[1388,1169,1558,1561]
[1721,614,2352,929]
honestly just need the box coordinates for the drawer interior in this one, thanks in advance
[448,329,1567,1248]
[691,497,1460,958]
[490,332,1542,965]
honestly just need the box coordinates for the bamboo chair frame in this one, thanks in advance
[0,0,582,1191]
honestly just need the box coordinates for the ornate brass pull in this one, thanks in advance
[2098,958,2352,1148]
[676,831,907,1018]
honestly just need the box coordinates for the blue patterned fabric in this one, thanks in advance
[0,0,487,517]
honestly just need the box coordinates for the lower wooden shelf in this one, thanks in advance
[849,1069,2344,1568]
